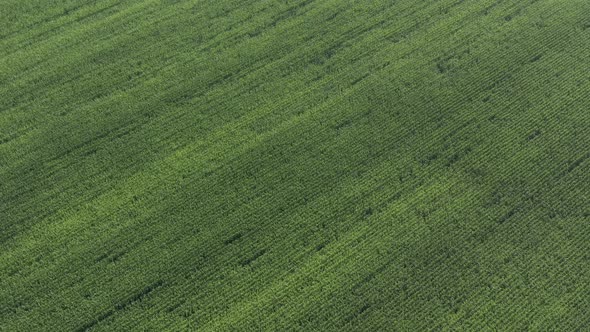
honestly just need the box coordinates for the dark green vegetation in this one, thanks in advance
[1,0,590,330]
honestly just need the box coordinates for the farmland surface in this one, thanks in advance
[1,0,590,330]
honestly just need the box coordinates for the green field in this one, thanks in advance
[1,0,589,330]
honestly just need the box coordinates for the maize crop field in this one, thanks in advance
[1,0,589,330]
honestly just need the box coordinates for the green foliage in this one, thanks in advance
[1,0,589,330]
